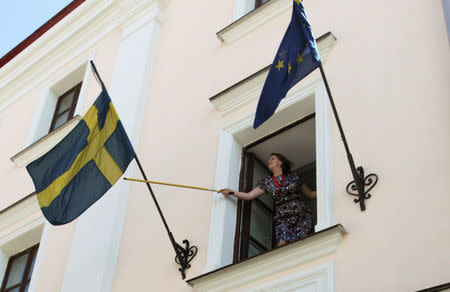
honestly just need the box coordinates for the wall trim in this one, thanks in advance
[218,0,292,44]
[0,195,45,291]
[246,260,335,292]
[0,0,168,114]
[0,195,43,246]
[189,225,345,292]
[210,32,336,115]
[10,116,82,167]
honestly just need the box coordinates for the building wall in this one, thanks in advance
[0,0,448,291]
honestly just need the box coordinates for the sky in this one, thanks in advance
[0,0,73,59]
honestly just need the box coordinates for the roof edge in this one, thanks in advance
[0,0,86,69]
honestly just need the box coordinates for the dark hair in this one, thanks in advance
[270,153,292,174]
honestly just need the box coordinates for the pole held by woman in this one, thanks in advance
[123,177,235,194]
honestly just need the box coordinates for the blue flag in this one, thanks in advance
[254,0,321,128]
[27,85,136,225]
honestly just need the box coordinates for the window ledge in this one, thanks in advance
[210,32,336,115]
[11,116,81,167]
[187,224,346,292]
[218,0,292,44]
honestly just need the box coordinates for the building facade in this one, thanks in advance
[0,0,449,291]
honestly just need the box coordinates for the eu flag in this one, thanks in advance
[27,84,136,225]
[253,0,321,128]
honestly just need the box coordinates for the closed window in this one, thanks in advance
[49,82,82,132]
[0,244,39,292]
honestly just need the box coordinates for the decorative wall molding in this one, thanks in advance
[210,32,336,115]
[188,225,346,292]
[245,261,335,292]
[60,4,165,291]
[218,0,291,43]
[11,116,82,167]
[0,0,168,113]
[0,195,45,292]
[0,195,42,244]
[0,194,44,258]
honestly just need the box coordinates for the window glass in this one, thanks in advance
[59,91,76,113]
[24,282,30,292]
[49,82,82,132]
[6,287,20,292]
[250,203,273,248]
[53,111,71,129]
[5,254,28,288]
[252,162,273,208]
[248,242,262,257]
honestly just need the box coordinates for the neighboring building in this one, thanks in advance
[0,0,449,291]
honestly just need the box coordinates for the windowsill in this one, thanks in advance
[210,32,336,115]
[218,0,292,44]
[11,115,82,167]
[187,224,346,292]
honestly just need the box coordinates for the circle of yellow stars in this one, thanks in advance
[274,51,304,74]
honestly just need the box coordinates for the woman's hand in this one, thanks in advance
[218,188,235,196]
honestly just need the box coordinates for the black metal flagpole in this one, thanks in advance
[318,63,378,211]
[134,156,197,279]
[89,60,197,279]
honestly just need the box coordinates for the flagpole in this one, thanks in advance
[134,155,197,279]
[318,63,378,211]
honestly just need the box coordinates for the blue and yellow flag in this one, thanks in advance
[27,84,135,225]
[253,0,321,128]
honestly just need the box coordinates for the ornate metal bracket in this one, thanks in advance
[346,166,378,211]
[169,233,198,279]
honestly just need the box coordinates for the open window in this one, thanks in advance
[234,114,317,262]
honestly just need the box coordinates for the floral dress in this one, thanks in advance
[257,172,313,243]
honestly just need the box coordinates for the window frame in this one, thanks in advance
[0,244,39,292]
[254,0,270,9]
[49,82,82,132]
[235,152,275,261]
[233,113,317,263]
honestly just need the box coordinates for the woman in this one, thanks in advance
[219,153,316,247]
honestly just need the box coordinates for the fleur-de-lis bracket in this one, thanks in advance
[346,166,378,211]
[169,232,198,280]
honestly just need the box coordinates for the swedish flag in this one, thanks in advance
[253,0,321,128]
[27,84,135,225]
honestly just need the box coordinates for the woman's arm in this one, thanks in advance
[218,186,265,200]
[301,183,317,199]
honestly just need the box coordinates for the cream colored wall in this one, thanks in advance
[0,25,123,291]
[0,0,448,291]
[114,0,449,291]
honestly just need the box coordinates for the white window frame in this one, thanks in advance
[205,79,334,272]
[222,0,291,43]
[25,56,94,148]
